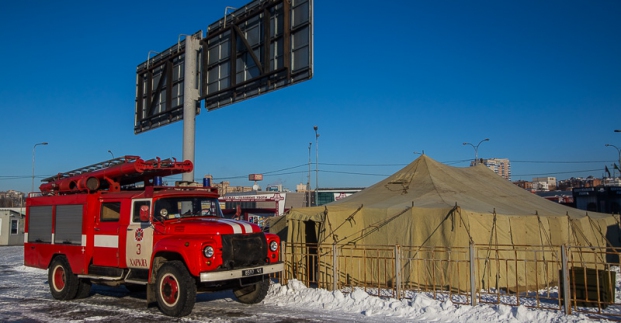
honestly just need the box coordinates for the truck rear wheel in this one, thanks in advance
[75,279,92,299]
[48,256,79,300]
[233,277,270,304]
[155,261,196,317]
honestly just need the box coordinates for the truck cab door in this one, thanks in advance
[93,201,122,267]
[125,199,154,269]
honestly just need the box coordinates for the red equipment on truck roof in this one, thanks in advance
[38,156,193,195]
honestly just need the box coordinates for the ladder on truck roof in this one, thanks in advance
[39,156,193,195]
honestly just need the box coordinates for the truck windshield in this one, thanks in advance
[154,197,223,220]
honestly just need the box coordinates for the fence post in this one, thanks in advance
[561,245,571,315]
[395,244,401,300]
[281,241,287,283]
[332,243,338,292]
[469,241,477,306]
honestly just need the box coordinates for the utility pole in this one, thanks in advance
[307,142,312,207]
[31,142,48,193]
[314,126,319,206]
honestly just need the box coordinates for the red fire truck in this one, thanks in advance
[24,156,282,317]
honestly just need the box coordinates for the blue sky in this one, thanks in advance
[1,0,620,193]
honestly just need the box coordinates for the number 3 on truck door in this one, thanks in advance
[126,199,153,269]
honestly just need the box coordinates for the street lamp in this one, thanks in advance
[307,142,312,207]
[615,130,621,133]
[605,144,621,170]
[108,150,114,159]
[313,125,319,206]
[31,142,48,193]
[463,138,489,166]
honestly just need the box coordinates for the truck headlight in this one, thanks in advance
[203,245,214,258]
[269,241,278,252]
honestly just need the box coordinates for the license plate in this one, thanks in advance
[242,268,263,276]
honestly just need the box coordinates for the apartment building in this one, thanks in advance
[474,158,511,180]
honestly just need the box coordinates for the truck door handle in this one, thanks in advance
[127,228,133,231]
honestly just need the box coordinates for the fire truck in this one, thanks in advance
[24,156,283,317]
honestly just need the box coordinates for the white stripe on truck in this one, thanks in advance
[94,235,118,248]
[220,219,254,234]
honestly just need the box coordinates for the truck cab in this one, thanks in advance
[24,156,282,317]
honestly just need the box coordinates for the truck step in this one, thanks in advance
[88,265,124,278]
[124,278,148,285]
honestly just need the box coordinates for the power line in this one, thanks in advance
[321,163,407,167]
[511,160,613,164]
[512,169,604,177]
[322,170,391,177]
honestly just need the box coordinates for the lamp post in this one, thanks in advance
[108,150,114,159]
[307,142,312,207]
[463,138,489,166]
[314,126,319,206]
[31,142,48,193]
[605,144,621,174]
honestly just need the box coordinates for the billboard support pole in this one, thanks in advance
[182,34,201,183]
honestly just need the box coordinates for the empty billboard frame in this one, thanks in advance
[201,0,313,111]
[134,31,202,134]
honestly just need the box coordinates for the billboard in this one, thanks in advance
[134,31,202,134]
[201,0,313,111]
[134,0,313,133]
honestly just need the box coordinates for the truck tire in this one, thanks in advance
[233,277,270,304]
[75,279,92,299]
[48,256,79,300]
[155,261,196,317]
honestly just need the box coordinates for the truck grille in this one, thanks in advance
[221,233,267,270]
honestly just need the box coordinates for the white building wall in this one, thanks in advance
[0,210,25,246]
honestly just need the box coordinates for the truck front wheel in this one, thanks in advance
[48,256,79,300]
[233,277,270,304]
[155,261,196,317]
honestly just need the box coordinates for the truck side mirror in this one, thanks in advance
[139,205,150,222]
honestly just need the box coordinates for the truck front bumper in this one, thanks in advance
[199,262,284,282]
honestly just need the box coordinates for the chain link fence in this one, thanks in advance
[275,242,621,320]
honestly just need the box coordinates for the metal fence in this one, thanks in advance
[276,242,621,320]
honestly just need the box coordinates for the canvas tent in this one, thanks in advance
[283,155,621,291]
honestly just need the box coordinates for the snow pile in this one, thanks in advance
[265,280,600,322]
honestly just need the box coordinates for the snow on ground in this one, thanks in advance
[264,279,600,322]
[0,245,611,322]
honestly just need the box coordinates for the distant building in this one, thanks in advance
[558,177,604,190]
[0,208,24,246]
[532,177,557,191]
[202,175,256,194]
[473,158,511,180]
[316,188,365,206]
[219,191,307,228]
[0,190,25,207]
[513,180,533,190]
[534,191,574,205]
[296,183,308,192]
[573,186,621,214]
